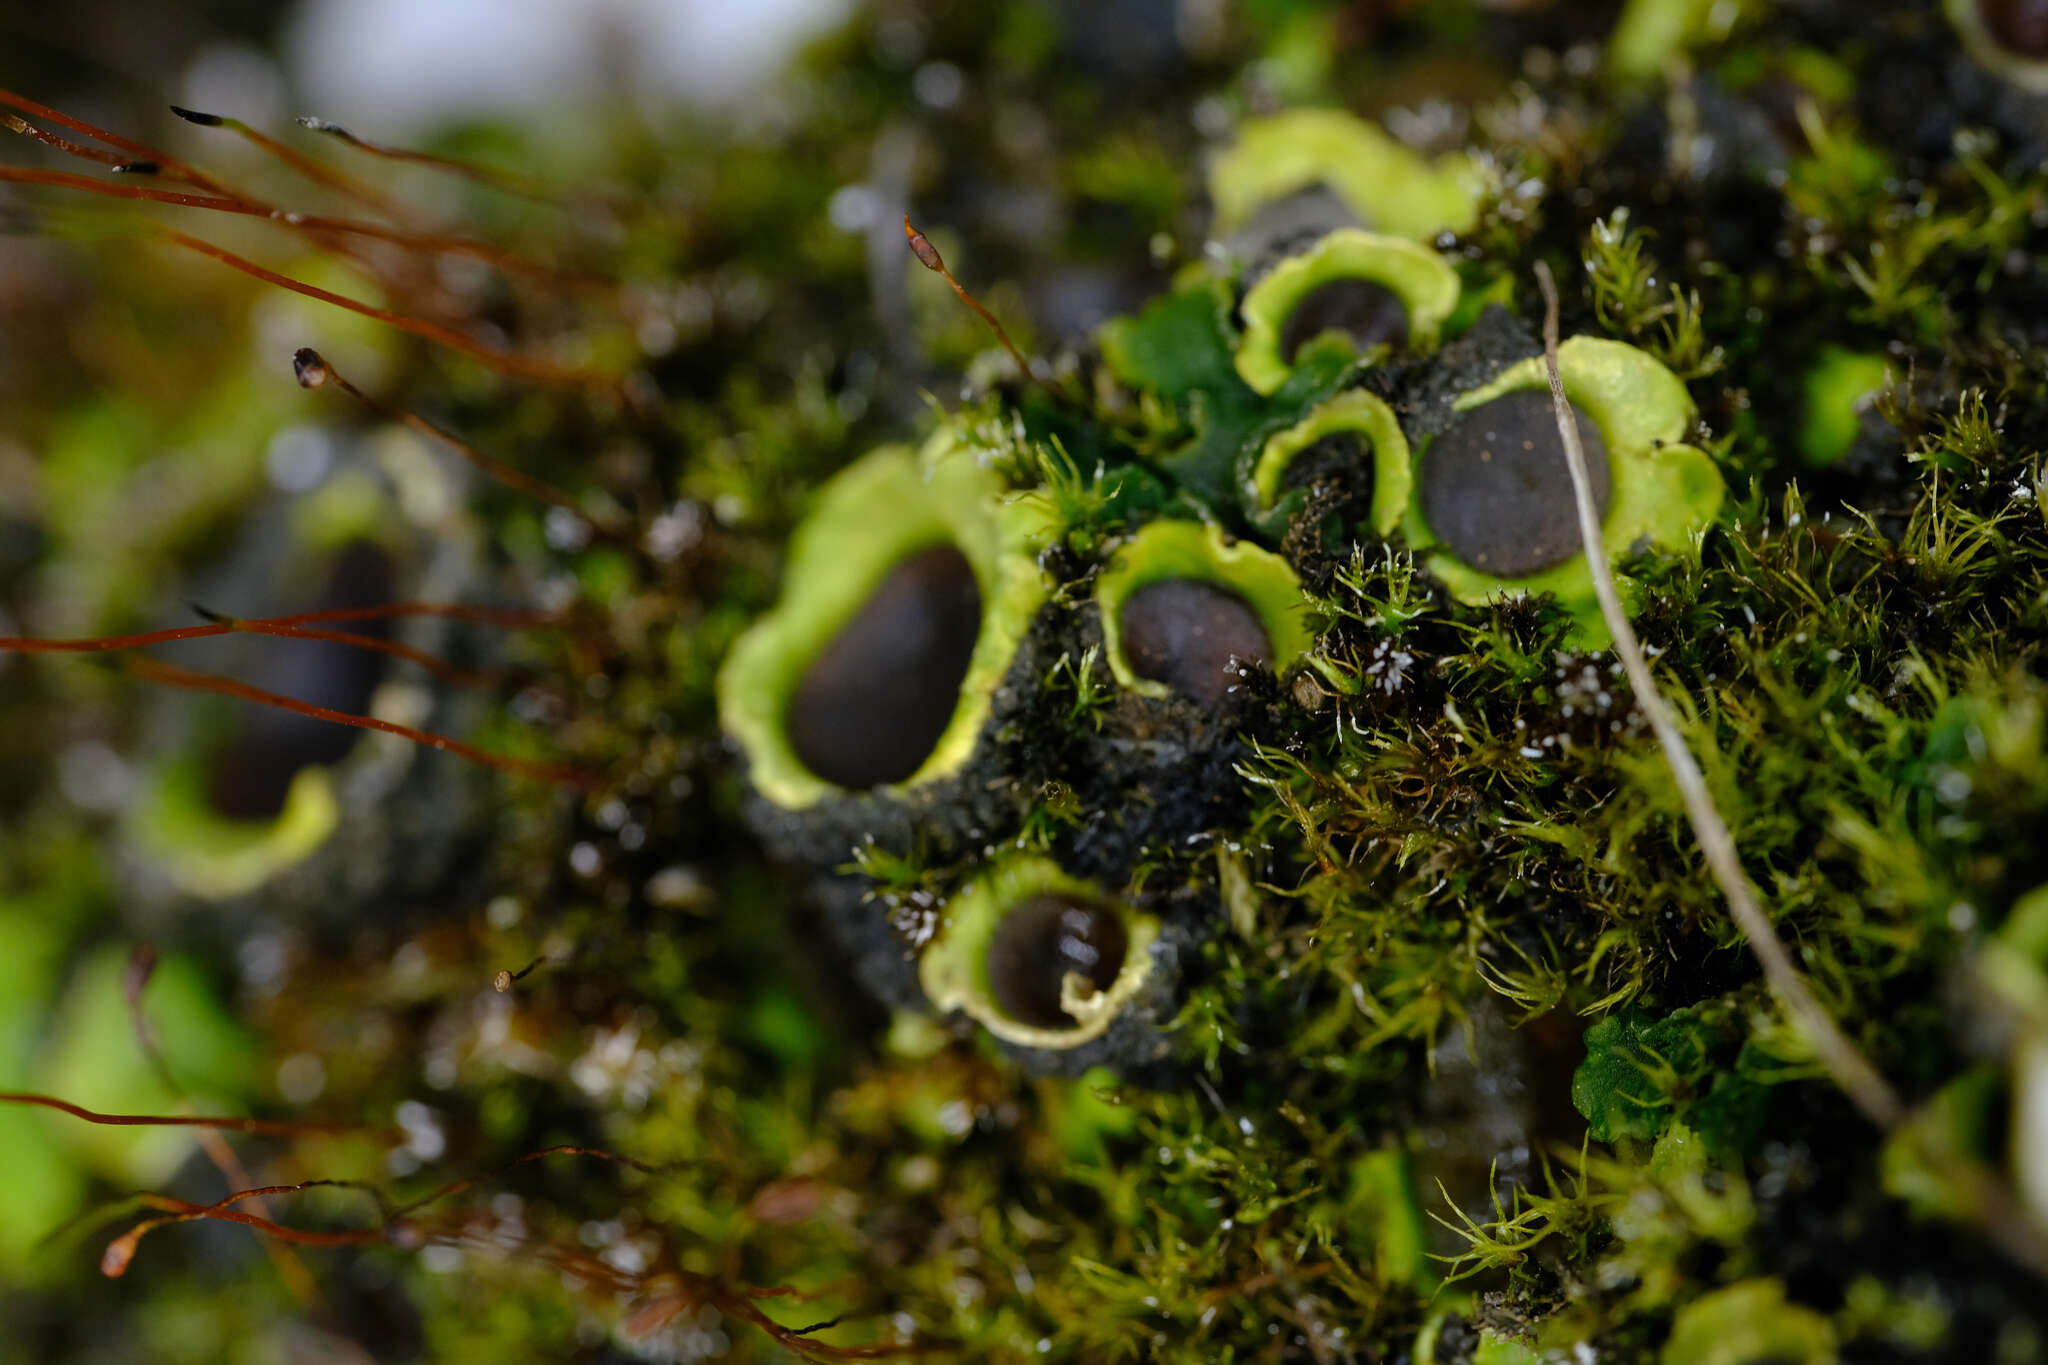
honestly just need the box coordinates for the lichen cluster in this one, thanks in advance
[7,1,2048,1362]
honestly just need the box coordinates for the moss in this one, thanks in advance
[14,2,2048,1362]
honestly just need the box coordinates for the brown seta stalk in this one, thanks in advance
[902,215,1063,401]
[0,1090,399,1141]
[124,947,320,1303]
[0,88,627,388]
[0,163,594,284]
[21,1101,934,1359]
[168,104,409,223]
[124,654,596,791]
[0,600,554,658]
[298,116,569,204]
[152,225,621,390]
[1532,260,2048,1280]
[292,348,622,538]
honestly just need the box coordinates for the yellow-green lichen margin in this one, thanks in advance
[1094,519,1317,701]
[1234,229,1463,395]
[1947,0,2048,93]
[1246,389,1411,538]
[716,440,1049,811]
[1403,337,1725,648]
[1800,346,1892,468]
[1207,109,1484,243]
[130,759,341,901]
[1610,0,1745,85]
[918,856,1161,1050]
[1659,1279,1837,1365]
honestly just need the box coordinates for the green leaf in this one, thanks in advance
[1571,1007,1718,1144]
[1097,276,1240,402]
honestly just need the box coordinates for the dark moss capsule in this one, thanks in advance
[1095,520,1313,713]
[985,893,1131,1030]
[782,544,983,790]
[1401,333,1725,645]
[1418,389,1612,579]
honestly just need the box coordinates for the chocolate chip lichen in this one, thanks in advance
[1234,228,1462,393]
[1980,0,2048,58]
[1277,277,1411,364]
[1093,518,1314,712]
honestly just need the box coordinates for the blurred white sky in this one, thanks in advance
[286,0,853,127]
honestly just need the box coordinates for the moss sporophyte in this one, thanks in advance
[9,1,2048,1359]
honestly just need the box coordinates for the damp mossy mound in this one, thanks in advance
[12,3,2048,1365]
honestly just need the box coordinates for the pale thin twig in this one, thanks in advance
[1533,261,2048,1279]
[1532,261,1901,1129]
